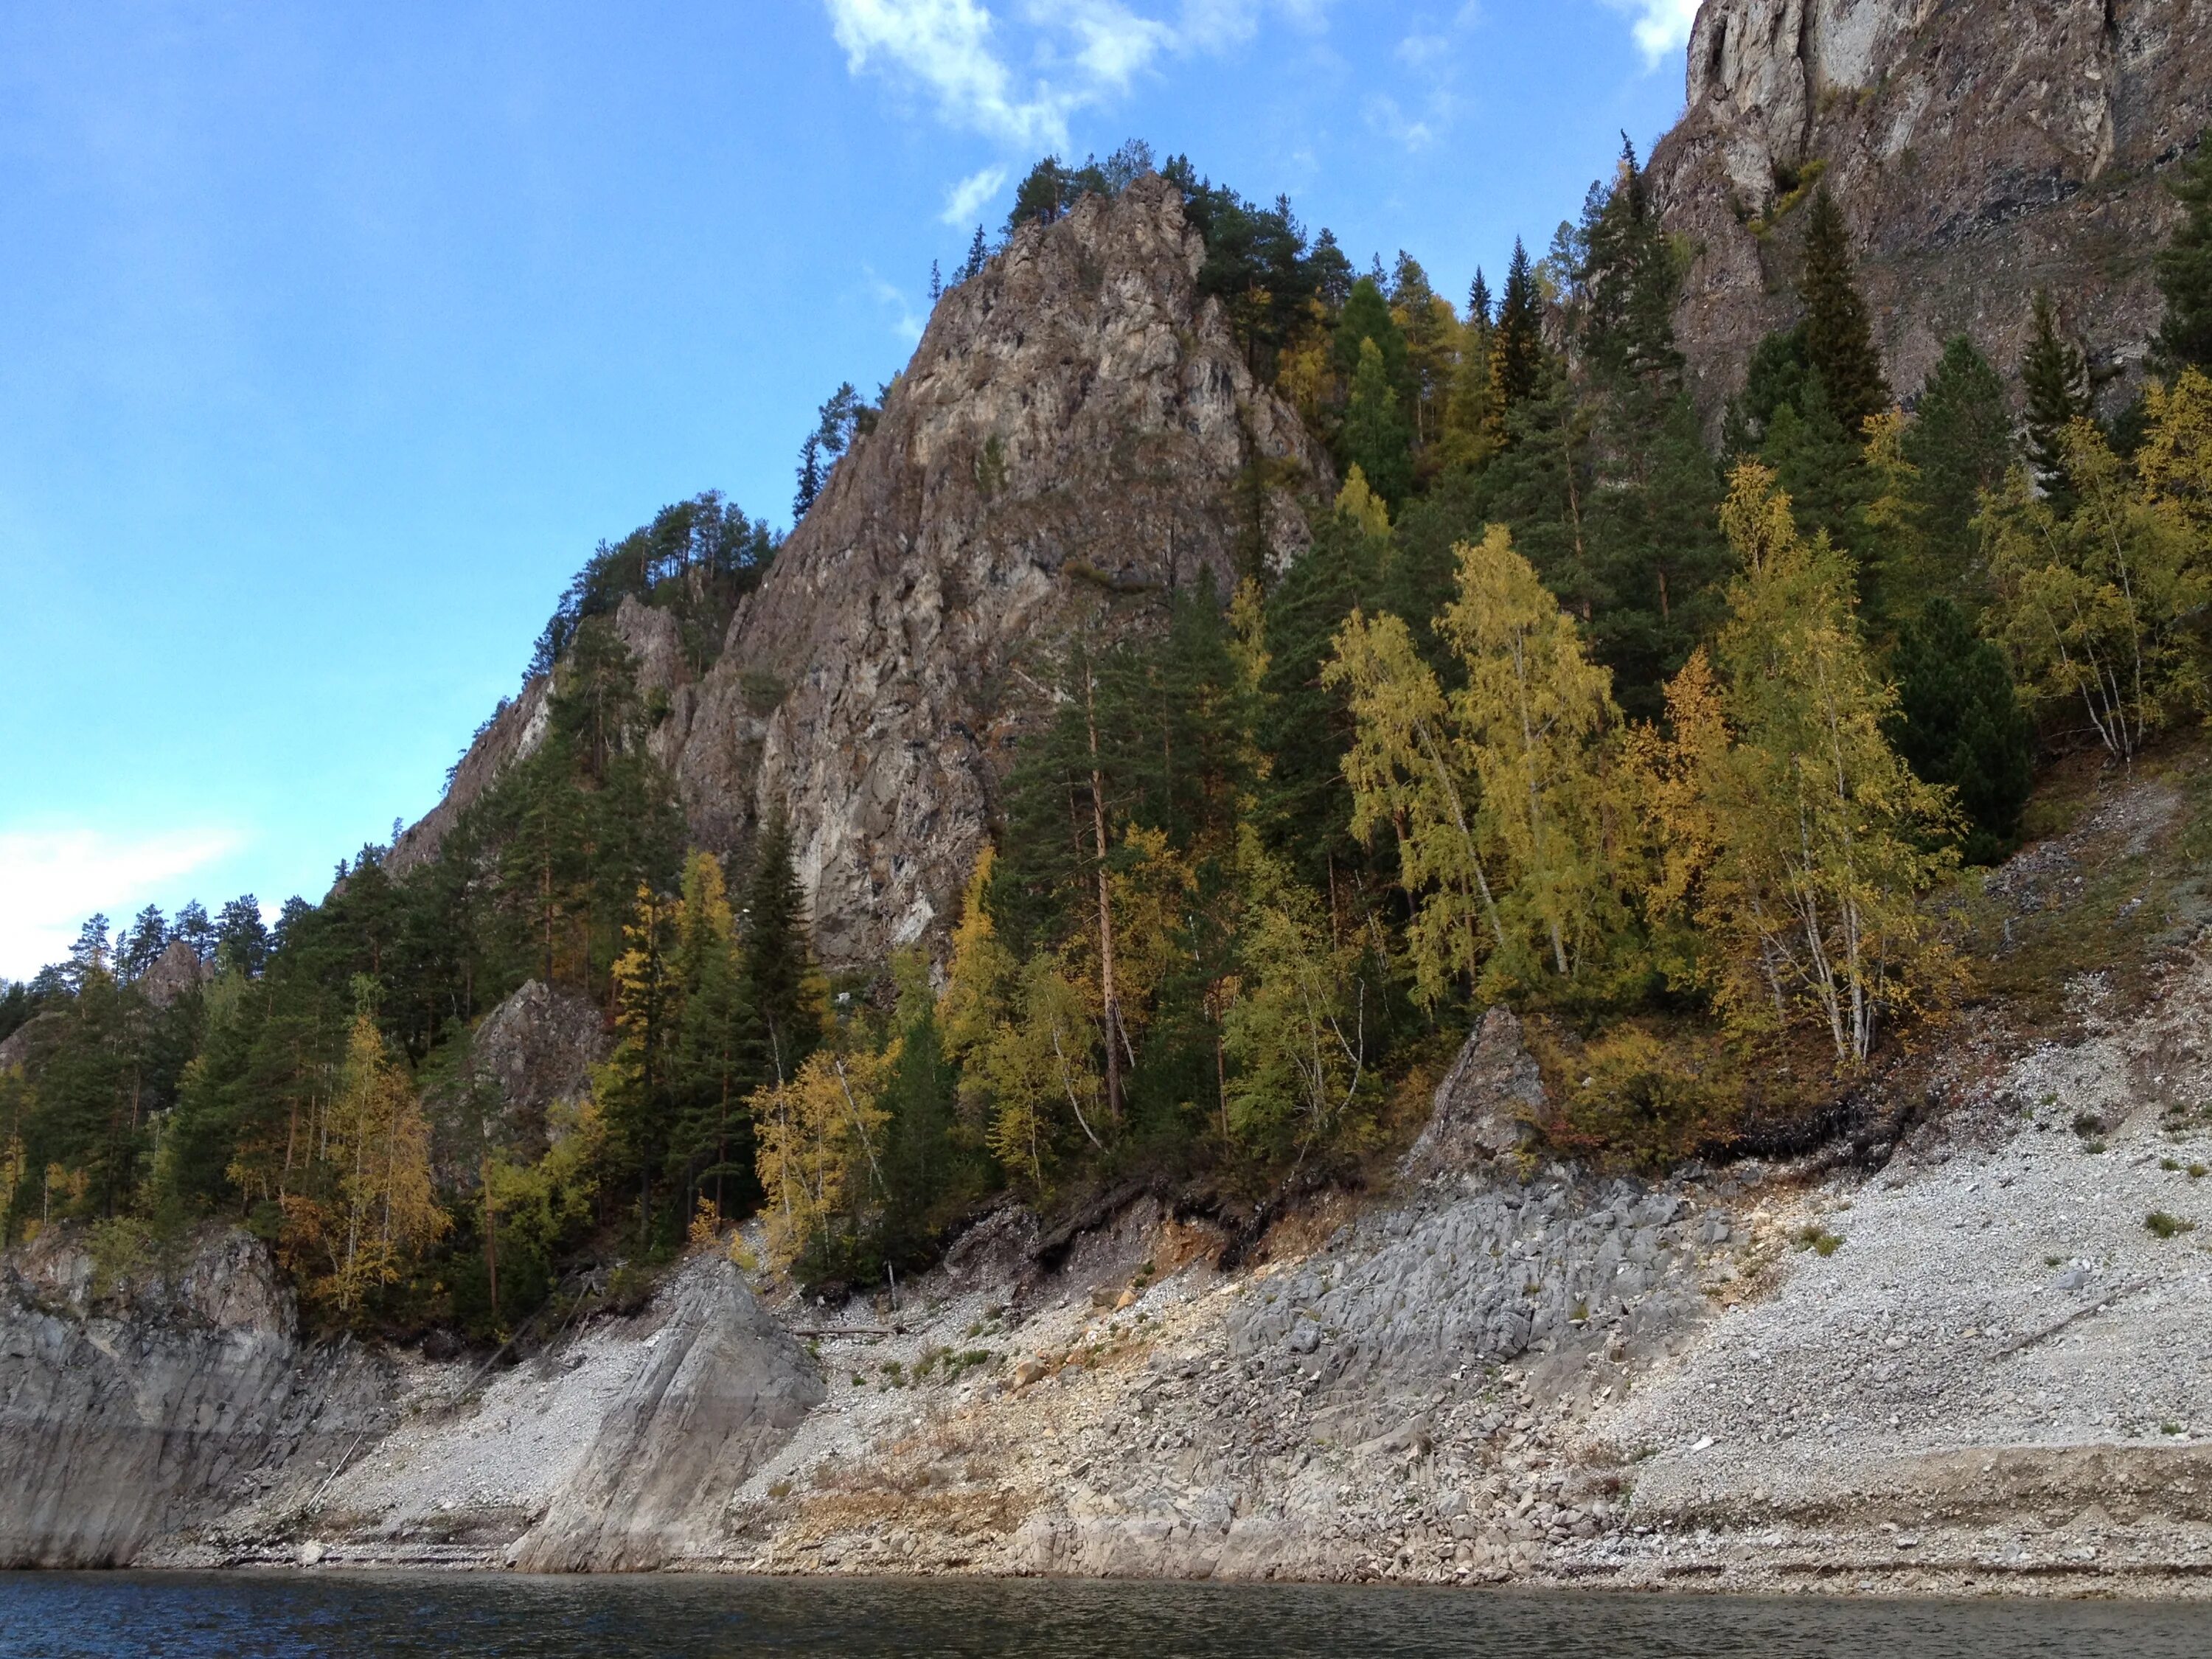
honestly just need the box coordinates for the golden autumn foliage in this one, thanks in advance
[1655,465,1963,1064]
[278,1009,447,1315]
[1325,524,1635,1004]
[1984,375,2212,762]
[752,1045,891,1276]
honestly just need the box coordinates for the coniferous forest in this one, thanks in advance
[10,139,2212,1335]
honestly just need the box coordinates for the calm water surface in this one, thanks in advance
[0,1572,2205,1658]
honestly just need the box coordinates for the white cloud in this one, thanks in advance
[826,0,1074,149]
[869,273,928,341]
[824,0,1332,153]
[0,826,241,979]
[1602,0,1700,68]
[940,163,1009,224]
[1365,92,1437,152]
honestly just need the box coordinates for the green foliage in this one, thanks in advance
[1340,338,1414,506]
[1888,598,2035,865]
[2154,135,2212,374]
[1902,336,2014,577]
[1798,190,1888,434]
[2022,291,2093,501]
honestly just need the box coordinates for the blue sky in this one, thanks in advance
[0,0,1698,978]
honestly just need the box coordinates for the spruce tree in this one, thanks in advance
[1889,597,2035,865]
[740,814,821,1088]
[1489,239,1546,414]
[1760,375,1874,558]
[793,434,823,521]
[2022,290,2092,497]
[874,953,962,1269]
[2154,134,2212,372]
[1798,190,1888,435]
[1340,337,1414,505]
[1332,275,1410,394]
[1724,327,1810,458]
[1901,335,2013,574]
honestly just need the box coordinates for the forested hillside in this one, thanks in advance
[10,136,2212,1338]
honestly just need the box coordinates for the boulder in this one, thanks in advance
[512,1253,824,1570]
[1399,1008,1545,1183]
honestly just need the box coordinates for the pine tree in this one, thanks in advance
[1901,335,2013,580]
[740,814,823,1089]
[1340,337,1414,505]
[960,225,989,283]
[1889,597,2035,865]
[1799,191,1888,436]
[2022,290,2092,498]
[1489,239,1546,416]
[2154,135,2212,372]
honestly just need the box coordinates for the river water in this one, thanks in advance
[1,1573,2205,1658]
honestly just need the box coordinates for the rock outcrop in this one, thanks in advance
[1654,0,2212,420]
[139,939,211,1009]
[1399,1009,1544,1183]
[512,1255,823,1571]
[442,978,606,1166]
[392,175,1326,967]
[0,1226,384,1568]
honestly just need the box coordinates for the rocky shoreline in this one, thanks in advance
[10,939,2212,1597]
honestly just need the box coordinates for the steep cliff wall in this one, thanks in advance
[392,175,1326,968]
[1653,0,2212,420]
[0,1228,385,1568]
[675,174,1323,967]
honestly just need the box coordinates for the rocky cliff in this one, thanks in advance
[394,175,1326,970]
[1653,0,2212,419]
[0,1227,385,1568]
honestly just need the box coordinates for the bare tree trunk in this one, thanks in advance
[1084,664,1124,1124]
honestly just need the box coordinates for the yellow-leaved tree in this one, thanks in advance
[974,954,1104,1189]
[752,1046,891,1278]
[1660,465,1963,1065]
[280,1003,447,1315]
[594,883,683,1248]
[1983,380,2212,762]
[1324,524,1635,1003]
[1221,830,1372,1160]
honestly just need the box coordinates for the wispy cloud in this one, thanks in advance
[941,163,1008,224]
[868,272,927,341]
[0,826,241,979]
[1601,0,1699,68]
[824,0,1332,153]
[1365,91,1438,152]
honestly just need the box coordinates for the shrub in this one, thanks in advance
[2146,1211,2197,1239]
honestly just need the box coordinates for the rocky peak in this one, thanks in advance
[406,173,1328,967]
[1657,0,2209,419]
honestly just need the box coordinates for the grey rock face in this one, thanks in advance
[671,173,1327,968]
[1656,0,2212,422]
[0,1227,384,1568]
[389,175,1326,969]
[513,1254,823,1571]
[1228,1177,1710,1400]
[459,978,607,1164]
[1400,1008,1545,1183]
[139,939,211,1009]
